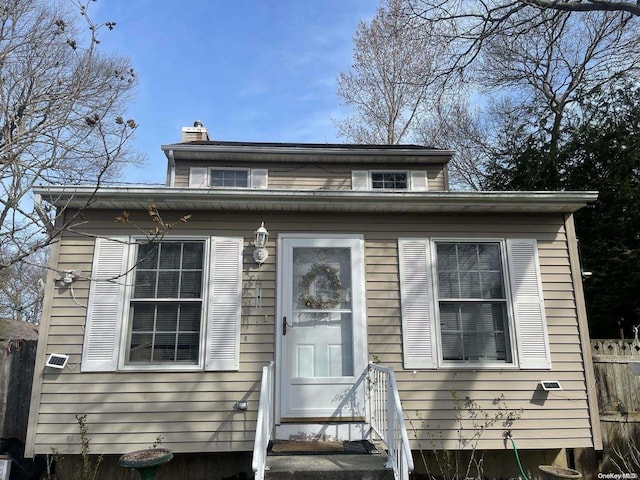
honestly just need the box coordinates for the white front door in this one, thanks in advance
[277,235,368,420]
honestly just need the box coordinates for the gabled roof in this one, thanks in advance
[34,186,598,214]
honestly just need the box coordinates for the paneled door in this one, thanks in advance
[278,236,367,420]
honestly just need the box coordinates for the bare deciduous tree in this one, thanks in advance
[524,0,640,14]
[0,0,139,321]
[0,251,46,323]
[479,7,640,160]
[0,0,138,259]
[407,0,639,77]
[335,0,443,144]
[415,97,489,190]
[394,1,639,188]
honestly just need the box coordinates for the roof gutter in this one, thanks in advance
[33,186,599,214]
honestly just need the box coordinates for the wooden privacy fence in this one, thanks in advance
[591,339,640,453]
[0,339,38,442]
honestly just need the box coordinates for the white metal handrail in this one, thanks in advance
[252,361,275,480]
[368,362,414,480]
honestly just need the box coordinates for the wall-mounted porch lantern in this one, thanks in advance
[253,222,269,264]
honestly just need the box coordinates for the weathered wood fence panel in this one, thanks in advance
[591,339,640,460]
[1,340,38,442]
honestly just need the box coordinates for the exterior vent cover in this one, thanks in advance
[46,353,69,369]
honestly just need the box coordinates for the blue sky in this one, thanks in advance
[91,1,378,184]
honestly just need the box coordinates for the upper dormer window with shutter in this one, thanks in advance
[189,167,268,189]
[352,170,428,191]
[371,172,408,190]
[211,169,249,188]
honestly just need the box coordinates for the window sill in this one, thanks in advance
[437,362,518,370]
[118,364,203,373]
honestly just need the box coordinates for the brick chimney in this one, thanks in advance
[181,120,210,142]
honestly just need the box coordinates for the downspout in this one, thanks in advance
[443,163,450,191]
[166,149,175,186]
[34,193,54,233]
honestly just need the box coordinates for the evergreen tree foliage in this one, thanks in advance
[484,85,640,338]
[563,86,640,338]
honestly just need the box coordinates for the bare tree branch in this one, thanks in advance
[0,0,141,321]
[377,0,640,189]
[524,0,640,15]
[335,0,445,144]
[479,7,640,159]
[407,0,639,79]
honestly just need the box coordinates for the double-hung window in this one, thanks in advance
[398,238,550,370]
[127,241,204,365]
[81,236,244,372]
[435,242,511,364]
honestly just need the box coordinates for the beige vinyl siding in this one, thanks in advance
[365,220,590,449]
[174,161,447,191]
[28,210,594,455]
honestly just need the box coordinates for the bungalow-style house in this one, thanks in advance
[25,122,601,478]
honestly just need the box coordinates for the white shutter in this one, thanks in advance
[398,239,437,369]
[205,237,244,371]
[410,171,428,191]
[189,167,208,188]
[81,237,129,372]
[507,239,551,370]
[352,170,370,190]
[251,169,269,189]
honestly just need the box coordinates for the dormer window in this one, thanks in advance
[371,171,408,190]
[211,169,249,188]
[188,167,268,189]
[352,170,428,192]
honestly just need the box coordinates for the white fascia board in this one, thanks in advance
[33,186,599,214]
[160,143,455,163]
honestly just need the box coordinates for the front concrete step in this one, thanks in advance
[265,453,393,480]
